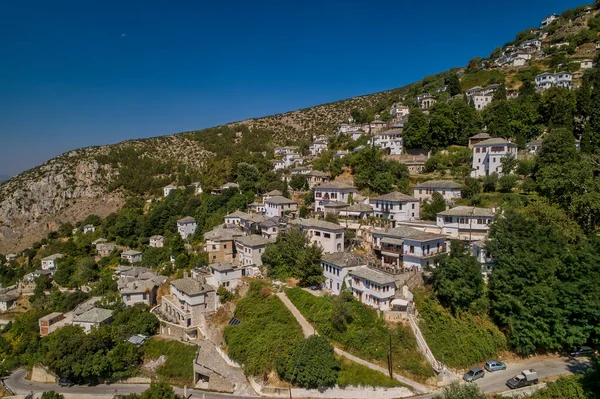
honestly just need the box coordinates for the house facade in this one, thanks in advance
[309,140,328,156]
[121,250,143,264]
[149,235,164,248]
[314,182,357,212]
[41,254,63,270]
[204,225,243,263]
[471,138,518,178]
[235,235,268,267]
[347,267,396,311]
[535,72,572,90]
[264,196,298,218]
[436,206,494,239]
[73,308,113,334]
[177,216,197,239]
[413,180,462,202]
[472,94,493,110]
[370,192,420,224]
[294,219,345,253]
[373,129,403,155]
[208,261,247,292]
[321,252,366,294]
[402,233,448,270]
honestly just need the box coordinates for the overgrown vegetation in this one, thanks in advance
[143,339,197,384]
[284,287,433,380]
[413,291,506,369]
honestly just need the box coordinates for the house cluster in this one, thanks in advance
[535,72,573,90]
[465,84,499,110]
[38,296,113,336]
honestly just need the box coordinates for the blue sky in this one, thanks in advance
[0,0,586,177]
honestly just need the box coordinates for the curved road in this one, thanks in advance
[4,369,249,399]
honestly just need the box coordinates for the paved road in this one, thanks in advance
[276,292,431,394]
[4,369,251,399]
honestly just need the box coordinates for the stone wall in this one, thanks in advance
[30,365,58,384]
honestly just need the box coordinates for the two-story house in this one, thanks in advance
[41,253,63,270]
[206,261,248,292]
[149,235,164,248]
[117,268,167,307]
[177,216,197,239]
[436,206,494,239]
[373,129,403,155]
[271,159,285,170]
[372,226,422,272]
[347,267,396,311]
[224,211,248,227]
[321,252,366,294]
[97,243,116,257]
[471,138,518,178]
[306,170,330,188]
[164,184,179,197]
[309,140,328,156]
[155,273,217,340]
[235,235,268,267]
[293,219,345,253]
[402,233,448,270]
[314,182,357,212]
[121,250,143,264]
[413,180,462,202]
[370,192,420,225]
[264,196,298,218]
[204,225,243,263]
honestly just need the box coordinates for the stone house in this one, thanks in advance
[177,216,197,239]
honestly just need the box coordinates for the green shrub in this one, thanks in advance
[414,291,506,369]
[285,287,433,380]
[337,357,405,388]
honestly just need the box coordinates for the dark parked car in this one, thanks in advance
[570,346,594,357]
[484,360,507,372]
[58,378,74,387]
[506,369,538,389]
[463,366,485,382]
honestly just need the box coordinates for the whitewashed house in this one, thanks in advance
[73,308,113,334]
[390,103,410,120]
[321,252,366,294]
[164,185,179,197]
[177,216,197,239]
[271,159,285,170]
[41,254,63,270]
[208,261,248,292]
[373,129,403,155]
[413,180,462,202]
[471,138,518,177]
[83,225,96,234]
[402,233,448,270]
[472,94,493,110]
[436,206,494,239]
[283,153,304,168]
[350,131,365,141]
[235,235,268,267]
[314,182,357,212]
[526,139,543,154]
[224,211,248,226]
[541,13,558,28]
[370,192,420,224]
[121,250,143,264]
[293,219,345,253]
[580,59,594,69]
[535,72,572,90]
[347,267,396,311]
[306,170,330,189]
[309,140,328,156]
[149,235,164,248]
[264,196,298,218]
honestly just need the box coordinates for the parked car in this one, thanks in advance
[570,346,594,357]
[463,366,485,382]
[506,369,538,389]
[58,378,74,387]
[485,360,507,372]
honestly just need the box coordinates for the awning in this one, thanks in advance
[381,251,401,257]
[391,299,408,307]
[381,237,404,246]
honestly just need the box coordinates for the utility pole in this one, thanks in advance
[388,333,393,379]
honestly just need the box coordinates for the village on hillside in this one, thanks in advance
[0,5,599,399]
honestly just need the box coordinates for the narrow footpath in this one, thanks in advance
[275,292,431,394]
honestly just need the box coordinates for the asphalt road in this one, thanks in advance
[4,369,250,399]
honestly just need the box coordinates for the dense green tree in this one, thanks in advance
[262,228,324,286]
[432,381,486,399]
[289,174,309,191]
[428,102,455,149]
[461,177,481,200]
[140,383,179,399]
[445,73,461,96]
[429,241,485,313]
[403,108,430,148]
[539,87,576,130]
[421,192,446,220]
[236,162,260,193]
[71,257,98,288]
[500,153,517,175]
[277,335,339,388]
[492,84,507,101]
[482,174,498,193]
[449,99,482,145]
[498,174,518,193]
[41,392,65,399]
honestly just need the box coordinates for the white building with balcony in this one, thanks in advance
[321,252,366,294]
[402,233,448,270]
[471,138,518,178]
[436,206,494,240]
[347,267,396,311]
[535,72,572,90]
[293,219,345,253]
[264,196,298,218]
[413,180,462,202]
[373,129,403,155]
[370,192,420,225]
[314,182,357,212]
[309,140,328,156]
[541,13,558,28]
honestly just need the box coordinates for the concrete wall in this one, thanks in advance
[30,365,58,384]
[250,378,413,398]
[498,383,547,397]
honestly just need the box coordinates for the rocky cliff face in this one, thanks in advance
[0,135,210,253]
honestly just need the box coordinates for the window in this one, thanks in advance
[419,189,422,194]
[212,245,216,250]
[315,231,321,237]
[324,233,331,238]
[410,245,415,254]
[336,233,342,239]
[224,244,227,249]
[442,190,446,195]
[412,203,415,209]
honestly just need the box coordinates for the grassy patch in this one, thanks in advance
[285,287,433,381]
[143,338,197,385]
[337,357,406,388]
[460,70,505,91]
[224,280,304,376]
[414,291,506,369]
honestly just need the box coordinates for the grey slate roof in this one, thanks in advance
[372,192,417,202]
[322,252,366,268]
[294,218,344,231]
[341,203,373,213]
[315,181,356,190]
[307,170,329,177]
[373,226,423,239]
[265,196,297,205]
[42,253,64,261]
[171,277,215,296]
[209,261,237,272]
[263,190,282,197]
[414,180,462,189]
[236,234,268,247]
[73,307,113,324]
[324,201,350,208]
[404,232,446,242]
[178,216,196,224]
[473,138,517,147]
[122,250,142,256]
[381,237,405,246]
[470,133,491,140]
[350,267,396,285]
[438,206,494,217]
[204,225,243,241]
[226,211,249,218]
